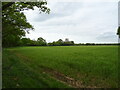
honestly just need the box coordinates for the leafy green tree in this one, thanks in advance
[2,1,50,47]
[117,26,120,38]
[71,41,74,45]
[20,38,32,46]
[48,39,74,46]
[63,41,74,46]
[52,41,56,46]
[37,37,47,46]
[48,42,53,46]
[57,39,64,46]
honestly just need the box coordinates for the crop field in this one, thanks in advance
[2,46,118,88]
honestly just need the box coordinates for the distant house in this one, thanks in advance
[64,38,74,45]
[65,38,69,42]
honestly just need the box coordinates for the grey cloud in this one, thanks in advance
[96,32,118,42]
[27,2,84,22]
[25,1,118,43]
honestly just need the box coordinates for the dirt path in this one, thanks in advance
[38,65,84,88]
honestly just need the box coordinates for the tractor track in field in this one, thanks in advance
[38,65,84,88]
[13,51,97,88]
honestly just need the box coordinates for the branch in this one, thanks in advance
[2,2,15,10]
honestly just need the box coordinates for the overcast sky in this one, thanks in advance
[23,0,119,43]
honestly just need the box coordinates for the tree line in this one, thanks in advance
[17,37,74,47]
[3,37,119,47]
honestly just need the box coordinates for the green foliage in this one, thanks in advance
[37,37,47,46]
[19,38,75,46]
[20,38,32,46]
[63,41,74,46]
[20,37,47,46]
[2,1,50,47]
[117,26,120,37]
[48,39,74,46]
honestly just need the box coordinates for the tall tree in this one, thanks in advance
[37,37,47,46]
[117,26,120,38]
[2,1,50,47]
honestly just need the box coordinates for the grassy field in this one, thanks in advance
[2,46,118,88]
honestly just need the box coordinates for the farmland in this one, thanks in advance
[2,46,118,88]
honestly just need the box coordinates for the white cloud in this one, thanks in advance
[24,1,118,43]
[47,0,119,2]
[96,32,118,43]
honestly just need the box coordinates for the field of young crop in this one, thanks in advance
[2,46,118,88]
